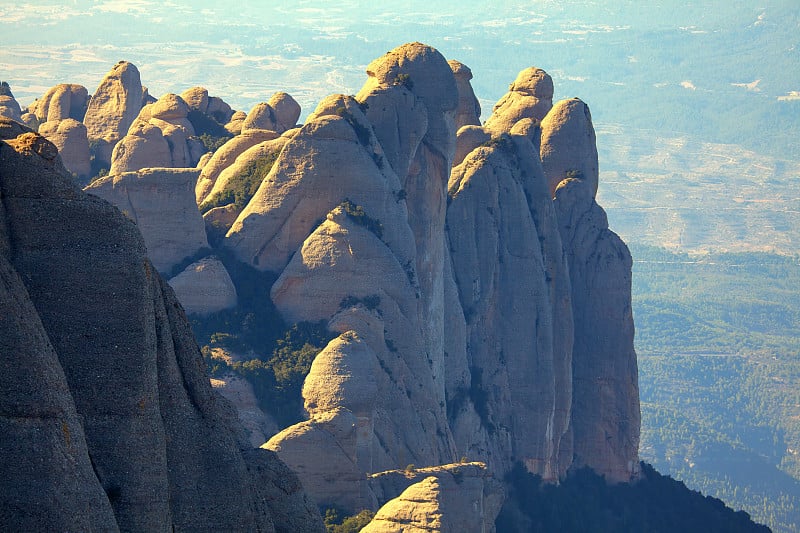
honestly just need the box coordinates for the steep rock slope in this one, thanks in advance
[0,119,323,532]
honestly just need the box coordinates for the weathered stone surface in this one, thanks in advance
[243,448,327,533]
[207,95,234,124]
[84,167,208,273]
[201,135,289,213]
[224,95,414,274]
[0,117,322,531]
[540,97,599,197]
[225,110,247,135]
[212,373,279,447]
[448,60,481,129]
[483,67,553,135]
[269,91,302,132]
[168,255,237,315]
[195,128,278,203]
[108,119,172,174]
[180,86,209,113]
[446,132,573,480]
[554,177,640,483]
[363,464,503,533]
[0,93,23,122]
[242,102,278,132]
[356,42,458,408]
[28,84,89,123]
[0,253,119,532]
[38,118,91,178]
[83,61,144,168]
[453,124,490,167]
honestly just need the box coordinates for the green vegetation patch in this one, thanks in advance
[199,150,280,215]
[339,198,384,239]
[323,508,375,533]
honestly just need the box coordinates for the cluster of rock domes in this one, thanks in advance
[1,42,640,531]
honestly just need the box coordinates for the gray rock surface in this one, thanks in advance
[0,117,323,531]
[0,86,23,122]
[554,177,640,483]
[84,167,209,273]
[448,60,481,129]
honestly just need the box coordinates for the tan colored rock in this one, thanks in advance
[0,94,23,122]
[242,102,277,132]
[265,407,368,512]
[38,119,91,179]
[194,129,279,203]
[448,60,481,129]
[269,91,301,132]
[365,463,503,533]
[224,95,414,274]
[28,84,89,123]
[84,167,208,273]
[20,112,39,130]
[180,86,209,113]
[108,119,172,174]
[554,177,640,483]
[483,67,553,135]
[224,110,247,135]
[207,95,234,123]
[203,203,242,239]
[83,61,144,168]
[540,97,599,197]
[211,373,278,447]
[167,256,237,315]
[356,43,458,406]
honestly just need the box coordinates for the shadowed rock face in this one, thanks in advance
[38,118,90,178]
[0,118,324,532]
[554,177,640,483]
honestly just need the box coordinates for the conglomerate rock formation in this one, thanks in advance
[1,41,641,530]
[0,119,324,532]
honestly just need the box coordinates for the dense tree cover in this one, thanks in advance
[633,245,800,532]
[496,462,769,532]
[323,508,375,533]
[189,250,333,427]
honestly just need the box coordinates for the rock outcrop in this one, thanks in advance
[540,97,599,197]
[28,84,89,123]
[167,256,237,315]
[83,61,145,168]
[38,118,91,179]
[0,83,23,122]
[483,67,553,135]
[554,177,640,482]
[449,60,481,129]
[110,93,202,174]
[363,463,503,533]
[84,167,209,273]
[0,118,324,531]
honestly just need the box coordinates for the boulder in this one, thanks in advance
[180,86,209,113]
[448,60,481,129]
[224,110,247,135]
[540,97,599,197]
[28,84,89,123]
[167,256,237,315]
[269,91,302,132]
[38,118,91,179]
[84,167,208,273]
[108,119,172,174]
[242,102,277,132]
[83,61,144,168]
[483,67,553,135]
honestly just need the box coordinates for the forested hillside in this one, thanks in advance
[634,244,800,532]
